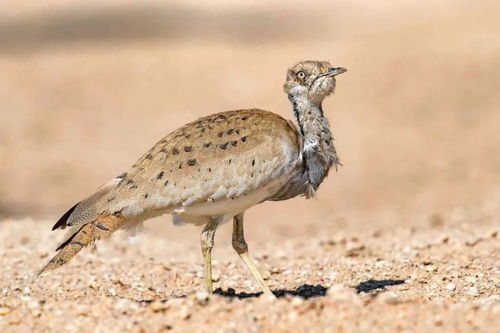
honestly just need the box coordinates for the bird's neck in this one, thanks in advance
[288,94,334,151]
[288,93,340,195]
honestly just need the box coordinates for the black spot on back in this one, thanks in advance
[241,136,247,142]
[187,159,197,166]
[231,140,238,147]
[117,172,127,179]
[220,142,229,150]
[157,171,164,180]
[184,146,193,152]
[96,223,109,231]
[226,129,234,135]
[204,142,212,148]
[172,148,179,155]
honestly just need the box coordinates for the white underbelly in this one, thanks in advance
[177,183,277,218]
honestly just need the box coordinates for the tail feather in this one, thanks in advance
[37,215,123,278]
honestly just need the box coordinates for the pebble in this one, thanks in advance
[380,292,399,305]
[0,306,11,316]
[291,296,304,307]
[464,276,477,283]
[467,287,479,296]
[424,264,438,272]
[288,311,298,321]
[446,283,456,291]
[345,242,365,254]
[149,301,169,313]
[325,271,337,281]
[178,306,191,320]
[327,284,355,302]
[195,290,210,303]
[108,288,117,296]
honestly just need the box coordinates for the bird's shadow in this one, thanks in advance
[214,284,328,299]
[214,279,405,299]
[133,279,406,303]
[355,279,405,293]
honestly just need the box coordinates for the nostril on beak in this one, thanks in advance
[328,67,347,76]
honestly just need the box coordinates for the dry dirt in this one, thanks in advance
[1,1,499,332]
[0,201,498,332]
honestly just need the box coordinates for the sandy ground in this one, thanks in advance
[1,1,499,332]
[0,200,498,332]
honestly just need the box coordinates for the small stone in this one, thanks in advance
[446,283,456,291]
[464,276,477,283]
[291,296,304,307]
[288,311,298,321]
[327,284,355,302]
[380,292,399,305]
[108,288,117,296]
[262,270,271,280]
[212,272,220,282]
[424,264,438,272]
[149,301,169,313]
[0,306,10,316]
[195,290,210,303]
[178,306,191,320]
[467,287,479,296]
[345,242,365,255]
[325,271,337,281]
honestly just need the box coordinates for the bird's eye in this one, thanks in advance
[297,71,306,79]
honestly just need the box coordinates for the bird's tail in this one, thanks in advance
[37,215,124,278]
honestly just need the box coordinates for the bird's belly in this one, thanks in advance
[176,183,278,218]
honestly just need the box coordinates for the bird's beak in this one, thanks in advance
[327,67,347,76]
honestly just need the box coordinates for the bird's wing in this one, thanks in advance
[66,109,301,225]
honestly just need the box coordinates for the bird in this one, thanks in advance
[37,60,347,298]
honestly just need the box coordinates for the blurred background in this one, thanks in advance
[0,0,499,232]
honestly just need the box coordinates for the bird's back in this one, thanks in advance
[66,109,302,228]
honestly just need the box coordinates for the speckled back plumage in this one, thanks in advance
[104,109,302,219]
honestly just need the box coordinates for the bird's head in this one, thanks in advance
[284,61,347,104]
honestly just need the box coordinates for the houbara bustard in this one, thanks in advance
[38,61,347,298]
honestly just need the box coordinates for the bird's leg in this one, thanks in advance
[200,218,219,294]
[232,213,275,298]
